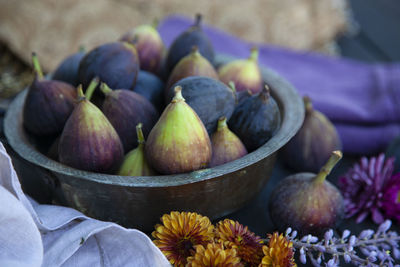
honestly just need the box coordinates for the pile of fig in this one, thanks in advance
[22,14,282,175]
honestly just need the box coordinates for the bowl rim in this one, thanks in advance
[4,54,304,187]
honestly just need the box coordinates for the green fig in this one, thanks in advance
[145,86,212,174]
[210,117,248,167]
[120,20,164,74]
[58,82,124,174]
[165,14,215,74]
[281,96,342,173]
[23,52,77,136]
[165,46,218,94]
[218,47,263,94]
[118,123,157,176]
[269,151,344,236]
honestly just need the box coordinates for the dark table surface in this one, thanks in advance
[1,0,400,266]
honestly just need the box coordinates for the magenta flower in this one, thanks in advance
[381,173,400,224]
[338,153,395,224]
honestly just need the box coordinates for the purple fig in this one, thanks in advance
[78,42,140,92]
[58,82,124,174]
[100,82,159,153]
[145,86,212,174]
[228,85,281,152]
[218,47,263,94]
[269,151,344,236]
[165,46,218,95]
[281,96,342,173]
[120,20,164,74]
[118,123,157,176]
[52,47,85,86]
[133,70,165,113]
[165,14,215,74]
[168,76,236,135]
[23,52,77,136]
[210,117,247,167]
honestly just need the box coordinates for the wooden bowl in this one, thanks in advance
[4,55,304,231]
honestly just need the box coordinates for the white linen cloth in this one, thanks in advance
[0,141,171,267]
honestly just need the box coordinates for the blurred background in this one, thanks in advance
[0,0,399,100]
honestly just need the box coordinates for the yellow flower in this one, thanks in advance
[186,242,243,267]
[152,211,215,267]
[215,219,264,266]
[259,232,296,267]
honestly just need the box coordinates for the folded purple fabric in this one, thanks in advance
[158,16,400,155]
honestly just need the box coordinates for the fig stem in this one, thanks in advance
[172,86,185,102]
[77,85,85,102]
[217,117,227,131]
[151,18,159,29]
[249,47,259,61]
[85,77,100,101]
[303,96,313,114]
[191,45,199,54]
[194,13,202,27]
[314,150,343,184]
[259,85,271,102]
[136,123,145,145]
[100,82,113,96]
[78,45,86,53]
[228,81,236,93]
[31,52,44,80]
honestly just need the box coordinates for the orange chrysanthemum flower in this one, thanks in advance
[152,211,215,267]
[215,219,264,266]
[186,242,243,267]
[259,232,296,267]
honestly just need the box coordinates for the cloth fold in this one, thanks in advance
[0,142,170,267]
[158,16,400,155]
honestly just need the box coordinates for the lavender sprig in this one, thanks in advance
[275,220,400,266]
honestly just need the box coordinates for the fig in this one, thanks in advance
[268,151,344,236]
[210,117,247,167]
[100,83,159,153]
[133,70,165,113]
[58,83,124,174]
[78,42,140,92]
[218,47,263,94]
[281,96,342,173]
[118,123,157,176]
[52,47,85,86]
[145,86,212,174]
[23,52,77,136]
[165,46,218,94]
[167,76,236,135]
[120,20,164,74]
[165,14,215,74]
[228,85,281,152]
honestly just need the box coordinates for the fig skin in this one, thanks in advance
[118,123,157,176]
[78,42,140,92]
[269,151,344,236]
[218,47,263,94]
[168,76,236,135]
[58,85,124,174]
[145,86,212,174]
[23,53,77,136]
[100,83,159,153]
[228,85,281,152]
[165,14,215,74]
[120,22,164,74]
[281,96,342,173]
[210,117,248,167]
[52,48,85,86]
[133,70,165,113]
[165,46,218,94]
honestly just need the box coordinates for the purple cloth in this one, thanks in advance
[158,15,400,155]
